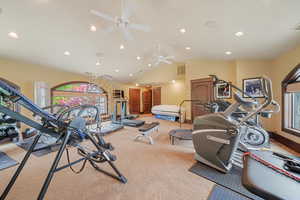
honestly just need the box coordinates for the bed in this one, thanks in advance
[151,105,185,122]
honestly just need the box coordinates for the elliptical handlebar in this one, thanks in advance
[240,76,280,123]
[209,75,280,124]
[259,77,280,114]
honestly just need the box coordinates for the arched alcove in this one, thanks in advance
[282,63,300,136]
[51,81,108,114]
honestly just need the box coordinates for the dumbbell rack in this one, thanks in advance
[0,114,22,143]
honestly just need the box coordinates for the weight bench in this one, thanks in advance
[134,122,159,144]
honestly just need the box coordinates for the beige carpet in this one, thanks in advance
[0,116,214,200]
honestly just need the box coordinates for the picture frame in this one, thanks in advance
[242,77,264,98]
[216,82,232,99]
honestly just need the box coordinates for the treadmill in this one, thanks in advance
[112,99,145,127]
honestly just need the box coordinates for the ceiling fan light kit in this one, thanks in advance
[90,0,150,41]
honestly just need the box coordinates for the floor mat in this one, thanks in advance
[0,151,19,171]
[16,135,60,157]
[208,185,250,200]
[189,162,263,200]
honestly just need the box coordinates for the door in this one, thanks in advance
[143,90,152,113]
[129,88,140,114]
[152,87,161,106]
[191,78,214,121]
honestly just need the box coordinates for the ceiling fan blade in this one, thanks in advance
[129,23,151,32]
[104,26,115,33]
[154,60,160,66]
[162,60,172,64]
[164,55,175,60]
[90,9,115,22]
[100,74,113,81]
[122,27,134,41]
[121,0,132,20]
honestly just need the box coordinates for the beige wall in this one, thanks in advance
[134,63,180,84]
[185,59,236,120]
[4,44,300,144]
[270,46,300,143]
[160,79,186,105]
[130,46,300,144]
[235,60,274,130]
[235,60,272,88]
[0,57,126,119]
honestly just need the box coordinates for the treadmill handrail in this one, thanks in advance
[178,99,207,128]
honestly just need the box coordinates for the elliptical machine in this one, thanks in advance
[207,99,272,150]
[192,75,280,173]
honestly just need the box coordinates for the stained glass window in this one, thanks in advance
[51,82,107,114]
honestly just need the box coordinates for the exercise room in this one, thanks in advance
[0,1,300,200]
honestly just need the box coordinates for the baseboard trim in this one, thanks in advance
[269,132,300,154]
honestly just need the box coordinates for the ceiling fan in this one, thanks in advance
[90,0,150,41]
[152,44,175,66]
[85,72,113,82]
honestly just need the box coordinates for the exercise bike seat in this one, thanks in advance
[234,93,257,109]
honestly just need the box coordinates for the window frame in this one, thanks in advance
[51,81,108,115]
[282,64,300,137]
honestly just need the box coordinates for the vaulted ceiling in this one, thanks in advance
[0,0,300,82]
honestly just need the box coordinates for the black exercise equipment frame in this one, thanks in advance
[0,80,127,200]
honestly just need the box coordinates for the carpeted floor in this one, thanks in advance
[0,115,298,200]
[0,116,214,200]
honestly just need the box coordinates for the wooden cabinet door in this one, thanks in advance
[191,78,214,121]
[143,90,152,113]
[152,87,161,106]
[129,88,140,114]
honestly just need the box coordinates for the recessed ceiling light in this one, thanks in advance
[8,32,19,39]
[180,28,186,33]
[172,80,176,84]
[136,56,141,60]
[64,51,71,56]
[135,83,139,86]
[120,44,125,50]
[235,31,244,37]
[185,47,191,50]
[225,51,232,55]
[115,69,120,72]
[129,73,133,77]
[90,25,97,32]
[148,63,152,67]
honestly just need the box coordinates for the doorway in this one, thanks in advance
[142,89,152,113]
[191,77,214,121]
[129,88,141,114]
[152,87,161,106]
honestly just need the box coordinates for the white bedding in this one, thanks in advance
[151,105,185,117]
